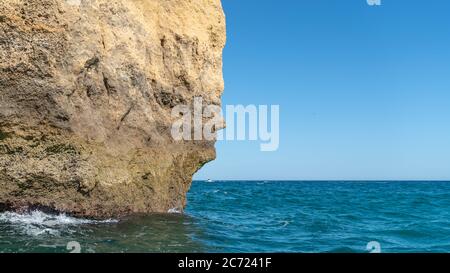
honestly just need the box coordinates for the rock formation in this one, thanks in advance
[0,0,226,218]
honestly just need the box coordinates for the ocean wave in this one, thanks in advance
[280,220,290,228]
[168,208,182,214]
[0,210,117,236]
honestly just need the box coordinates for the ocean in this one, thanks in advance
[1,181,450,253]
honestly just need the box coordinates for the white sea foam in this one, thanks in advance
[168,208,182,214]
[0,210,117,236]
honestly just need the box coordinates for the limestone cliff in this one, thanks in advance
[0,0,226,218]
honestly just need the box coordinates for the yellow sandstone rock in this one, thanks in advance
[0,0,226,218]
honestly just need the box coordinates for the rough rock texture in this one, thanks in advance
[0,0,226,218]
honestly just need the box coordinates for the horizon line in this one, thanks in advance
[193,179,450,182]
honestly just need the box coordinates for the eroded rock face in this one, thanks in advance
[0,0,226,218]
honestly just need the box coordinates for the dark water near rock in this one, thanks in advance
[1,181,450,253]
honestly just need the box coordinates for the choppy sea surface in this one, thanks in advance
[1,181,450,253]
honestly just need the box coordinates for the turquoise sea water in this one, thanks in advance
[1,181,450,253]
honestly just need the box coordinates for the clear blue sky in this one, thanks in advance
[195,0,450,181]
